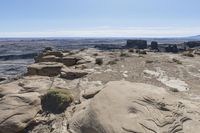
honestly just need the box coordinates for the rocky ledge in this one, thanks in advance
[0,48,200,133]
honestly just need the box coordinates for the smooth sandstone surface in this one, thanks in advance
[0,76,52,133]
[69,81,200,133]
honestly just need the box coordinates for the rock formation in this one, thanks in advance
[185,41,200,48]
[27,62,63,76]
[69,81,200,133]
[126,40,147,49]
[150,41,159,50]
[0,47,200,133]
[0,76,52,133]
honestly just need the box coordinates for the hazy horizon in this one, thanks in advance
[0,0,200,37]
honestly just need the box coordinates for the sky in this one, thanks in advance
[0,0,200,37]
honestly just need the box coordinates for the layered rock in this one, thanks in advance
[69,81,200,133]
[62,56,81,66]
[125,40,147,49]
[185,41,200,48]
[0,76,52,133]
[60,67,88,80]
[27,62,63,76]
[35,51,82,67]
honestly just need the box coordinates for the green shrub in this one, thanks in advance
[172,58,182,64]
[41,89,73,114]
[107,59,119,65]
[93,53,99,56]
[79,48,86,52]
[169,88,179,92]
[145,60,154,64]
[128,49,134,53]
[95,58,103,65]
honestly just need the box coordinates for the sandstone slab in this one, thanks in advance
[69,81,200,133]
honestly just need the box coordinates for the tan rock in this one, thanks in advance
[43,51,63,57]
[0,76,53,133]
[38,55,61,62]
[27,62,63,76]
[69,81,200,133]
[60,67,88,80]
[82,87,101,99]
[62,56,81,66]
[0,92,41,133]
[35,51,63,63]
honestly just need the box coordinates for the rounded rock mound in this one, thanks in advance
[69,81,200,133]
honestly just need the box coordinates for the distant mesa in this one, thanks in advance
[94,39,200,53]
[189,35,200,39]
[185,41,200,48]
[125,40,147,49]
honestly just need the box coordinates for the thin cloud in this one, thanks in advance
[0,27,199,37]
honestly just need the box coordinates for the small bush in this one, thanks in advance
[107,59,119,65]
[79,48,86,52]
[41,89,73,114]
[169,88,179,92]
[172,58,182,64]
[145,60,154,64]
[43,47,53,52]
[95,58,103,65]
[93,53,98,56]
[128,49,134,53]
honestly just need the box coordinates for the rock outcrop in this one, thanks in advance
[27,62,63,76]
[125,40,147,49]
[165,44,179,53]
[0,76,52,133]
[69,81,200,133]
[185,41,200,48]
[150,41,159,50]
[60,67,88,80]
[35,51,82,67]
[62,56,81,66]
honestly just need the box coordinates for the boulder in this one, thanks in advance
[69,81,200,133]
[126,40,147,49]
[60,67,88,80]
[62,57,81,66]
[37,55,61,62]
[150,41,159,50]
[0,93,41,133]
[27,62,63,76]
[0,77,7,84]
[0,76,52,133]
[82,87,101,99]
[35,51,63,63]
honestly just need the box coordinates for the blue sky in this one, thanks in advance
[0,0,200,37]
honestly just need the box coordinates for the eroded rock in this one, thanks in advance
[0,76,52,133]
[27,62,63,76]
[60,67,88,80]
[62,57,81,66]
[69,81,200,133]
